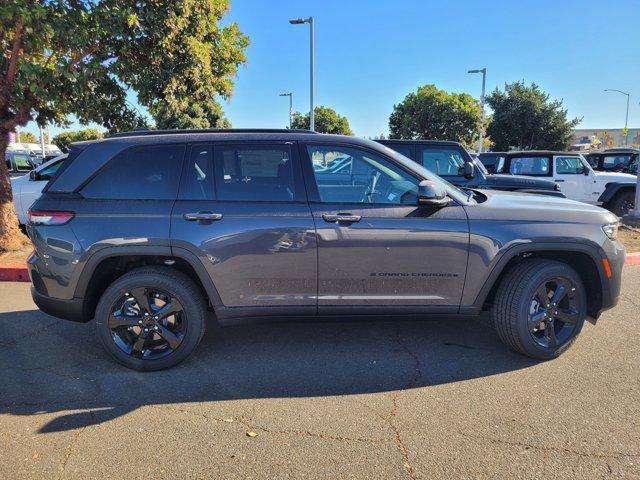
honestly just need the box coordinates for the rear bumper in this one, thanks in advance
[30,287,88,323]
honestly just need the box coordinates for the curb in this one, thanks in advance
[0,265,30,282]
[626,252,640,266]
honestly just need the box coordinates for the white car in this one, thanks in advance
[10,154,67,225]
[501,151,637,216]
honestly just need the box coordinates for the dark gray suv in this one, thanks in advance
[27,129,625,370]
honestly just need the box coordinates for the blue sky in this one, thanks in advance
[21,0,640,139]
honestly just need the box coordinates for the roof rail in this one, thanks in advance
[107,128,317,138]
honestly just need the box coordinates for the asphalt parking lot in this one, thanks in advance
[1,269,639,480]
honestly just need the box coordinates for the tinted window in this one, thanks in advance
[419,148,466,176]
[81,145,185,199]
[602,155,631,170]
[509,156,550,176]
[13,154,33,171]
[307,145,419,204]
[37,159,65,181]
[180,145,214,200]
[215,145,295,201]
[4,158,10,170]
[386,144,413,159]
[556,156,585,174]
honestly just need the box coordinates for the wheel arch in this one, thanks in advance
[598,182,635,205]
[466,242,608,320]
[75,246,222,321]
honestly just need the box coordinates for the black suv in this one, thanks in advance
[28,129,624,370]
[377,140,563,196]
[585,149,639,174]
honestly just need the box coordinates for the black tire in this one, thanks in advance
[492,259,587,360]
[611,190,635,217]
[95,266,207,371]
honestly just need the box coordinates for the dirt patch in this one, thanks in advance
[619,226,640,253]
[0,243,33,267]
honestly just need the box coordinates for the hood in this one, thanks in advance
[593,171,637,184]
[480,173,557,190]
[467,189,618,225]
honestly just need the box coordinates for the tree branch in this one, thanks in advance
[0,20,25,110]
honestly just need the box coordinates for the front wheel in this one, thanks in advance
[95,266,207,371]
[492,259,587,360]
[611,190,635,217]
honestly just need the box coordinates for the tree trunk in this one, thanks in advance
[0,130,30,253]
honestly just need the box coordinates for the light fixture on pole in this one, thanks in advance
[279,93,294,128]
[604,89,630,146]
[468,68,487,153]
[289,17,314,131]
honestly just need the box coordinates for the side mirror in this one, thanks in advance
[464,162,475,180]
[29,170,37,181]
[418,180,451,207]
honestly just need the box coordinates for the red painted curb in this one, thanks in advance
[0,266,30,282]
[626,252,640,266]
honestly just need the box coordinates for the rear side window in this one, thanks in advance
[81,145,185,199]
[214,145,296,201]
[419,147,466,176]
[509,156,550,176]
[602,155,631,170]
[179,145,214,200]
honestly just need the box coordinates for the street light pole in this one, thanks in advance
[468,68,487,153]
[279,92,293,128]
[289,17,314,131]
[604,89,630,146]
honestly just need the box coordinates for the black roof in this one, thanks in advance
[377,139,462,147]
[503,150,579,157]
[107,128,317,139]
[602,148,640,153]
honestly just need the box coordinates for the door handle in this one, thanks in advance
[322,213,362,223]
[183,212,223,222]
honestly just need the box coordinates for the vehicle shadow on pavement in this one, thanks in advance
[0,309,537,433]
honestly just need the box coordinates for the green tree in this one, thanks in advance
[17,131,37,143]
[0,0,248,251]
[389,84,481,144]
[291,106,353,135]
[486,81,581,151]
[53,128,102,152]
[152,97,231,130]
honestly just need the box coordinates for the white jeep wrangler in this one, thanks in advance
[501,151,637,216]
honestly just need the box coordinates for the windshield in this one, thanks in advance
[13,154,34,171]
[379,145,469,202]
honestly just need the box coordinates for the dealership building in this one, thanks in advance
[572,128,640,150]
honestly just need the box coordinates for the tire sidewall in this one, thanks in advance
[613,191,635,217]
[95,271,205,371]
[514,263,587,360]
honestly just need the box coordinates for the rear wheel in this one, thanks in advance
[492,259,586,360]
[95,267,207,371]
[611,190,635,217]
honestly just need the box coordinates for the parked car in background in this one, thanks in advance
[377,140,563,196]
[5,151,36,177]
[28,129,623,371]
[499,151,637,216]
[477,152,507,174]
[10,154,66,225]
[585,149,639,175]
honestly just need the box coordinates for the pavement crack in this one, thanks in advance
[461,432,640,460]
[56,410,96,479]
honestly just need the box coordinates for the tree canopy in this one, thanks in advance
[388,84,481,145]
[0,0,249,251]
[18,131,37,143]
[52,128,102,152]
[486,81,581,151]
[152,97,231,130]
[291,106,353,135]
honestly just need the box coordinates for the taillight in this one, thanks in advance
[27,209,75,226]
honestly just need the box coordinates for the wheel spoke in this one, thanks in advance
[556,307,578,325]
[545,320,558,348]
[528,312,546,331]
[132,331,149,354]
[155,300,183,321]
[108,310,140,329]
[549,281,569,306]
[535,284,550,308]
[156,325,183,349]
[130,287,152,314]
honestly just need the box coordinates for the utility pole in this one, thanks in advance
[468,68,487,152]
[604,89,630,146]
[289,17,314,131]
[279,93,294,128]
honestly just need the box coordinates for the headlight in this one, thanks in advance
[602,223,618,240]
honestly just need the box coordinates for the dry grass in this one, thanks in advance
[0,242,33,267]
[619,226,640,253]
